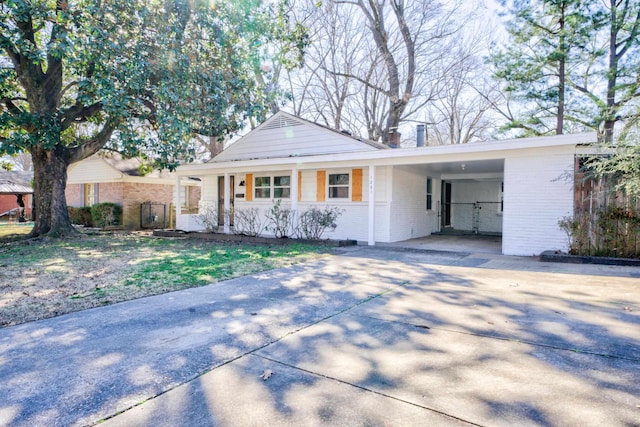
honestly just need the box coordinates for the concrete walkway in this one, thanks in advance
[1,247,639,426]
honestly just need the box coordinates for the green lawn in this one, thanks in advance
[0,222,33,238]
[0,233,331,327]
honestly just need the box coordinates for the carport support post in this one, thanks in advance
[368,165,376,246]
[224,172,230,234]
[174,175,181,229]
[291,167,299,231]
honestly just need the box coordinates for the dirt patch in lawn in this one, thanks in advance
[0,232,330,328]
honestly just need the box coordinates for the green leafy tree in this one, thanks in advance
[0,0,306,237]
[491,0,592,136]
[574,0,640,142]
[492,0,640,141]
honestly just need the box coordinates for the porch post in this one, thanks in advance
[368,165,376,246]
[174,174,181,229]
[291,167,299,232]
[223,172,230,234]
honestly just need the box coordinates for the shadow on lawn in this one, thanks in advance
[0,248,639,426]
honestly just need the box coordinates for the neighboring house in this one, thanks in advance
[0,171,33,221]
[175,111,596,256]
[66,152,201,229]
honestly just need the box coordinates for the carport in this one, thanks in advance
[385,233,502,254]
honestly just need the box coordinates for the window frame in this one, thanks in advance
[327,172,350,199]
[254,176,271,199]
[254,174,291,199]
[273,175,291,199]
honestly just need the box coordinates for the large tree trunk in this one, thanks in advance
[29,145,76,238]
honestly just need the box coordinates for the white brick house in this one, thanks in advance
[175,111,596,256]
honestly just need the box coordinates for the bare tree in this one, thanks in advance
[283,0,498,145]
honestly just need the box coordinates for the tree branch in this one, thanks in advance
[68,118,119,164]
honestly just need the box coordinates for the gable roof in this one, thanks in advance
[0,171,33,194]
[84,152,174,179]
[210,111,388,163]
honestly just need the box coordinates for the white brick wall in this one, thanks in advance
[502,147,575,256]
[389,166,431,241]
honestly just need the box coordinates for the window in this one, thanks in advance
[273,176,291,198]
[426,178,433,210]
[83,183,97,207]
[254,176,271,198]
[254,175,291,199]
[180,186,189,208]
[500,181,504,212]
[328,173,349,198]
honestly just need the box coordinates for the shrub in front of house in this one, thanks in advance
[194,206,219,232]
[559,205,640,258]
[295,206,344,240]
[233,207,264,237]
[265,199,293,238]
[68,207,94,227]
[90,202,122,228]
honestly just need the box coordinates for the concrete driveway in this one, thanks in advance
[1,247,639,426]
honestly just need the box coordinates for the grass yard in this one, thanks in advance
[0,222,34,239]
[0,232,330,327]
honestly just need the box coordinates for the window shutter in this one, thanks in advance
[246,174,253,201]
[298,171,302,201]
[317,170,326,202]
[352,168,363,202]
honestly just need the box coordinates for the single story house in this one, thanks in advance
[66,152,201,229]
[174,111,596,256]
[0,171,33,221]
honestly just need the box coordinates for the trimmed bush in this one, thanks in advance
[68,207,93,227]
[295,206,343,240]
[90,202,122,228]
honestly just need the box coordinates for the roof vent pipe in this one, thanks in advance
[416,124,426,147]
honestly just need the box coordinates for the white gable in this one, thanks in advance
[212,112,384,162]
[67,156,123,184]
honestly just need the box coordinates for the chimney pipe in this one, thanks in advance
[416,124,425,147]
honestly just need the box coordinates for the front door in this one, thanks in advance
[441,181,452,228]
[217,176,234,227]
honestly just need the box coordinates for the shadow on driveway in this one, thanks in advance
[1,247,639,426]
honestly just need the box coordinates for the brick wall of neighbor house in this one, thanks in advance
[188,186,201,209]
[122,182,174,228]
[0,194,32,219]
[98,182,125,205]
[65,184,82,206]
[502,146,575,256]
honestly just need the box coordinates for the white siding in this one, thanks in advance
[67,158,122,183]
[213,115,381,162]
[201,175,217,202]
[502,147,575,256]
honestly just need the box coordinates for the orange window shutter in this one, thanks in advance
[246,173,253,201]
[298,171,302,201]
[352,168,363,202]
[317,170,326,202]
